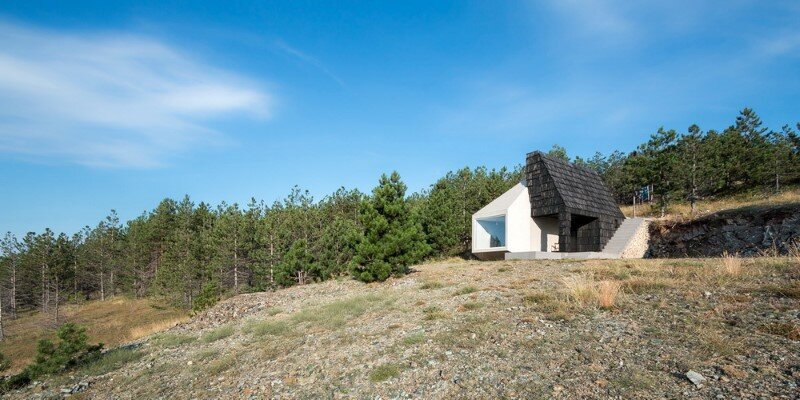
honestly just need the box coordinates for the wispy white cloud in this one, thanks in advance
[760,31,800,57]
[540,0,724,48]
[273,39,347,89]
[547,0,635,37]
[0,21,273,168]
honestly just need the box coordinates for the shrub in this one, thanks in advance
[0,352,10,373]
[2,323,102,393]
[27,323,103,377]
[193,281,221,313]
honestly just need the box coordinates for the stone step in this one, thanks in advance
[601,218,648,255]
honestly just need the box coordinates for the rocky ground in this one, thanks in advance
[9,257,800,399]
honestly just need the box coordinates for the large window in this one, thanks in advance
[476,215,506,249]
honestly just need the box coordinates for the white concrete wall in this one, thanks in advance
[505,192,532,253]
[533,217,559,252]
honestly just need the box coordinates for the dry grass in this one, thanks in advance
[596,281,622,309]
[563,275,622,309]
[622,276,672,293]
[563,275,596,305]
[369,363,402,382]
[0,297,185,374]
[759,323,800,341]
[522,292,574,321]
[620,187,800,220]
[694,325,744,358]
[788,240,800,265]
[720,251,743,276]
[128,316,188,340]
[453,285,478,296]
[419,281,444,290]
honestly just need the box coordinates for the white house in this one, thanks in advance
[471,182,559,260]
[472,151,649,260]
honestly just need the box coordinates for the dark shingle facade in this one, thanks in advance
[525,151,624,252]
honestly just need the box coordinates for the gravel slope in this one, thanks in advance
[12,258,800,399]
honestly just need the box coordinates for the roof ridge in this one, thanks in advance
[527,150,601,177]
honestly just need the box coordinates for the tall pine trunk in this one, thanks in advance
[233,237,239,294]
[269,239,275,287]
[0,286,4,341]
[41,263,49,313]
[73,259,78,303]
[53,280,59,325]
[10,263,16,319]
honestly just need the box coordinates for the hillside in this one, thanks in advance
[0,299,186,375]
[620,187,800,220]
[9,257,799,399]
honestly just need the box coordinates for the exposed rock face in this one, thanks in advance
[647,204,800,257]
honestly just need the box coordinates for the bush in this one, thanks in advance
[27,323,103,377]
[193,281,220,312]
[1,323,102,393]
[0,352,10,372]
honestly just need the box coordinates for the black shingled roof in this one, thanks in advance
[527,151,624,219]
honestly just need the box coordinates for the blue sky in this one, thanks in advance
[1,1,799,237]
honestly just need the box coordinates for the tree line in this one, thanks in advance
[562,108,800,215]
[0,108,797,326]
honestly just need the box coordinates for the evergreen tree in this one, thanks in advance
[275,239,317,286]
[735,108,770,187]
[351,172,430,282]
[546,144,569,161]
[640,128,679,216]
[679,124,705,214]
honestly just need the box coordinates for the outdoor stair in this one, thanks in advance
[600,217,648,256]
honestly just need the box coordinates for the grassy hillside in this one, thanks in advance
[8,256,799,399]
[620,186,800,220]
[0,298,186,374]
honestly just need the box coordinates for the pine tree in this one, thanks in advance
[735,108,770,187]
[546,144,569,161]
[679,124,704,215]
[351,172,430,282]
[275,239,317,286]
